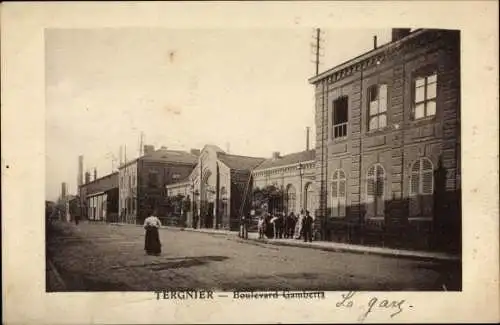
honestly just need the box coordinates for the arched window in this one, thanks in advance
[366,164,385,218]
[331,169,347,217]
[285,184,296,214]
[410,158,434,217]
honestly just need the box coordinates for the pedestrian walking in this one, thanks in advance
[302,210,314,243]
[143,211,162,256]
[294,210,304,239]
[270,214,278,239]
[257,215,265,239]
[288,212,296,239]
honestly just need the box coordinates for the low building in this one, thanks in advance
[79,172,119,222]
[252,150,316,216]
[118,145,199,225]
[166,145,265,230]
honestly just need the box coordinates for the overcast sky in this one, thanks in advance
[45,28,392,201]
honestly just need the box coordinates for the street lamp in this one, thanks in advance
[297,162,304,211]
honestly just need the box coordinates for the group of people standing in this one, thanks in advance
[257,209,314,242]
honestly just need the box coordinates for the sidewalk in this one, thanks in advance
[109,222,460,262]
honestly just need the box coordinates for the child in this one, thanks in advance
[257,215,265,239]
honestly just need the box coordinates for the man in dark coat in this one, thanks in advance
[302,210,314,243]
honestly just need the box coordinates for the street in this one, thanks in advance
[46,222,460,292]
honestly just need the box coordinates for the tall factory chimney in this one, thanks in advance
[77,155,84,187]
[61,182,67,200]
[85,171,91,184]
[94,168,97,181]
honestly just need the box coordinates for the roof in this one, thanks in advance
[217,152,266,171]
[80,172,118,187]
[255,149,316,170]
[119,149,198,168]
[308,29,425,84]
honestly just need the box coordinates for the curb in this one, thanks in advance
[109,222,460,262]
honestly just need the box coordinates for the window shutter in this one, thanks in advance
[422,170,433,195]
[366,176,375,218]
[339,179,346,217]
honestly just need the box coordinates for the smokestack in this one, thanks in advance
[373,35,378,49]
[391,28,411,42]
[272,152,280,160]
[119,146,123,165]
[143,145,155,155]
[306,127,310,151]
[77,155,84,187]
[94,168,97,181]
[85,171,91,184]
[61,182,67,199]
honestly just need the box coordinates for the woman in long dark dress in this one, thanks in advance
[143,214,162,255]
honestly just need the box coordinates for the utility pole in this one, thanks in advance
[311,28,324,76]
[139,132,144,157]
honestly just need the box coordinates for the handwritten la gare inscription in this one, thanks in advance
[154,290,412,320]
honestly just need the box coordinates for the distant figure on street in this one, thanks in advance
[270,214,278,239]
[240,215,249,239]
[257,215,265,239]
[143,211,162,256]
[302,210,314,243]
[287,212,296,239]
[74,215,80,225]
[295,210,304,239]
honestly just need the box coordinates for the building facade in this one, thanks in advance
[79,172,119,222]
[309,29,461,252]
[166,145,265,231]
[118,145,199,224]
[252,150,316,216]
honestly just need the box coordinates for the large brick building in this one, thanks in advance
[309,29,461,252]
[118,145,199,224]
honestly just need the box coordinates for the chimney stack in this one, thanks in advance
[143,145,155,155]
[373,35,378,49]
[77,155,84,187]
[391,28,411,42]
[85,171,91,184]
[272,152,280,160]
[61,182,67,199]
[94,168,97,181]
[306,127,310,151]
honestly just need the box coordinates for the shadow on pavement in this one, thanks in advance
[111,255,230,271]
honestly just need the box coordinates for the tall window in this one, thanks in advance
[366,164,385,218]
[331,169,347,217]
[409,158,434,217]
[148,170,159,187]
[368,84,388,131]
[286,184,296,214]
[333,96,349,139]
[414,72,437,120]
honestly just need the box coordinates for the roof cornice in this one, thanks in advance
[308,29,428,84]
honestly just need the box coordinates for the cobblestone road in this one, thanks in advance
[46,222,460,291]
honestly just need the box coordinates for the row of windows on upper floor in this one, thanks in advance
[329,71,437,140]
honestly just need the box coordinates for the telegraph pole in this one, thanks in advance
[311,28,324,76]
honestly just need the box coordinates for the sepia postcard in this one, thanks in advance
[2,1,499,324]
